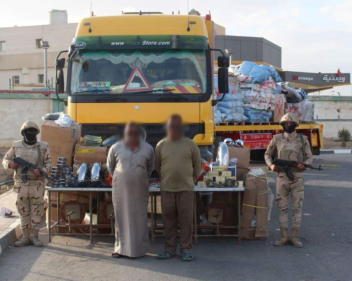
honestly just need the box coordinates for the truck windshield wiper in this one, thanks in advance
[132,89,174,94]
[95,96,127,102]
[158,95,190,102]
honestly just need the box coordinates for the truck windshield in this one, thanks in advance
[71,50,207,94]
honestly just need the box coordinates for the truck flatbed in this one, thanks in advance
[215,122,323,154]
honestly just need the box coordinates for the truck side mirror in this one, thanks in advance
[56,69,65,94]
[218,68,229,94]
[56,58,66,70]
[218,56,229,68]
[55,58,66,94]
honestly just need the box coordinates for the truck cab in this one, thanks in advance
[56,13,228,160]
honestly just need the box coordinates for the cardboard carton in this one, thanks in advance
[241,173,269,239]
[41,120,81,167]
[228,147,250,180]
[74,143,107,165]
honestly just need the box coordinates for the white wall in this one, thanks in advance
[0,98,52,147]
[311,98,352,139]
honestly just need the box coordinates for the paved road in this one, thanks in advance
[0,154,351,281]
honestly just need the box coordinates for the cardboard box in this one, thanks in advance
[228,147,250,180]
[208,171,220,177]
[41,120,81,167]
[215,176,226,183]
[241,173,269,239]
[49,191,92,207]
[221,171,232,177]
[74,144,107,164]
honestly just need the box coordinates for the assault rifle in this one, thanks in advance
[272,159,323,181]
[13,157,48,183]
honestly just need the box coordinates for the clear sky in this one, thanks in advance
[1,0,351,95]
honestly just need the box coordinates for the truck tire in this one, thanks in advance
[250,149,266,161]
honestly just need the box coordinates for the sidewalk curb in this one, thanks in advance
[320,149,352,154]
[0,190,21,255]
[0,218,21,255]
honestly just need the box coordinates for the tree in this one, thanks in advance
[337,128,351,147]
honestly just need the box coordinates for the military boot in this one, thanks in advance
[274,227,290,246]
[14,228,31,247]
[291,227,303,248]
[31,229,44,247]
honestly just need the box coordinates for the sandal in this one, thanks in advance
[157,251,175,260]
[182,252,194,261]
[112,252,121,258]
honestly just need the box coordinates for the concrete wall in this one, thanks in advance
[309,96,352,139]
[0,93,65,147]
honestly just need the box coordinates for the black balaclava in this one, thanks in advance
[23,129,38,145]
[282,123,296,134]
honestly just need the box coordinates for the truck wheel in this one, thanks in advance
[312,147,320,155]
[250,149,266,161]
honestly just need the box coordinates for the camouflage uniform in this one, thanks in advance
[265,113,313,247]
[2,121,51,246]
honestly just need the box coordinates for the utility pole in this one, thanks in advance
[40,41,50,90]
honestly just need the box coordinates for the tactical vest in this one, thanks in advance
[13,140,47,181]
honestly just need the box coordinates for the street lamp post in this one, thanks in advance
[40,41,50,90]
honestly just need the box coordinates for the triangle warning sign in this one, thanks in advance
[123,67,152,92]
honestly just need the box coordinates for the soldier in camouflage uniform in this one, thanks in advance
[2,121,51,247]
[265,113,313,248]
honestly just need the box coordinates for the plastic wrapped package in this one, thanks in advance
[55,114,73,128]
[279,82,302,103]
[227,113,248,122]
[300,99,314,121]
[297,89,307,100]
[244,108,272,122]
[241,78,275,111]
[217,106,244,115]
[214,108,222,124]
[217,100,244,109]
[237,75,252,83]
[286,103,302,120]
[273,84,282,95]
[273,94,286,122]
[259,65,283,82]
[42,112,63,121]
[216,142,229,167]
[239,61,270,84]
[239,83,261,92]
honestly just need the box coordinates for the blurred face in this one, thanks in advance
[125,125,140,146]
[282,121,297,134]
[167,117,183,140]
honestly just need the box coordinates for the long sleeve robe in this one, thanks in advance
[107,140,154,257]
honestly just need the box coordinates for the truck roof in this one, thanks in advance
[75,14,208,37]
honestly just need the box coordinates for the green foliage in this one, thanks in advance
[338,128,351,147]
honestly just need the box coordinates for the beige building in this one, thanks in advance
[0,10,77,90]
[0,10,225,91]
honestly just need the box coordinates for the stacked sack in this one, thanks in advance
[214,77,247,123]
[237,61,282,122]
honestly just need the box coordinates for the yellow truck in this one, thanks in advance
[55,12,323,160]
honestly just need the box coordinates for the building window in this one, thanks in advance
[38,74,44,83]
[0,41,5,52]
[36,39,42,49]
[13,76,20,84]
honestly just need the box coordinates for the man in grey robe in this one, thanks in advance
[107,122,154,258]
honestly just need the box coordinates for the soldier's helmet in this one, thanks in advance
[279,113,299,126]
[20,120,40,135]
